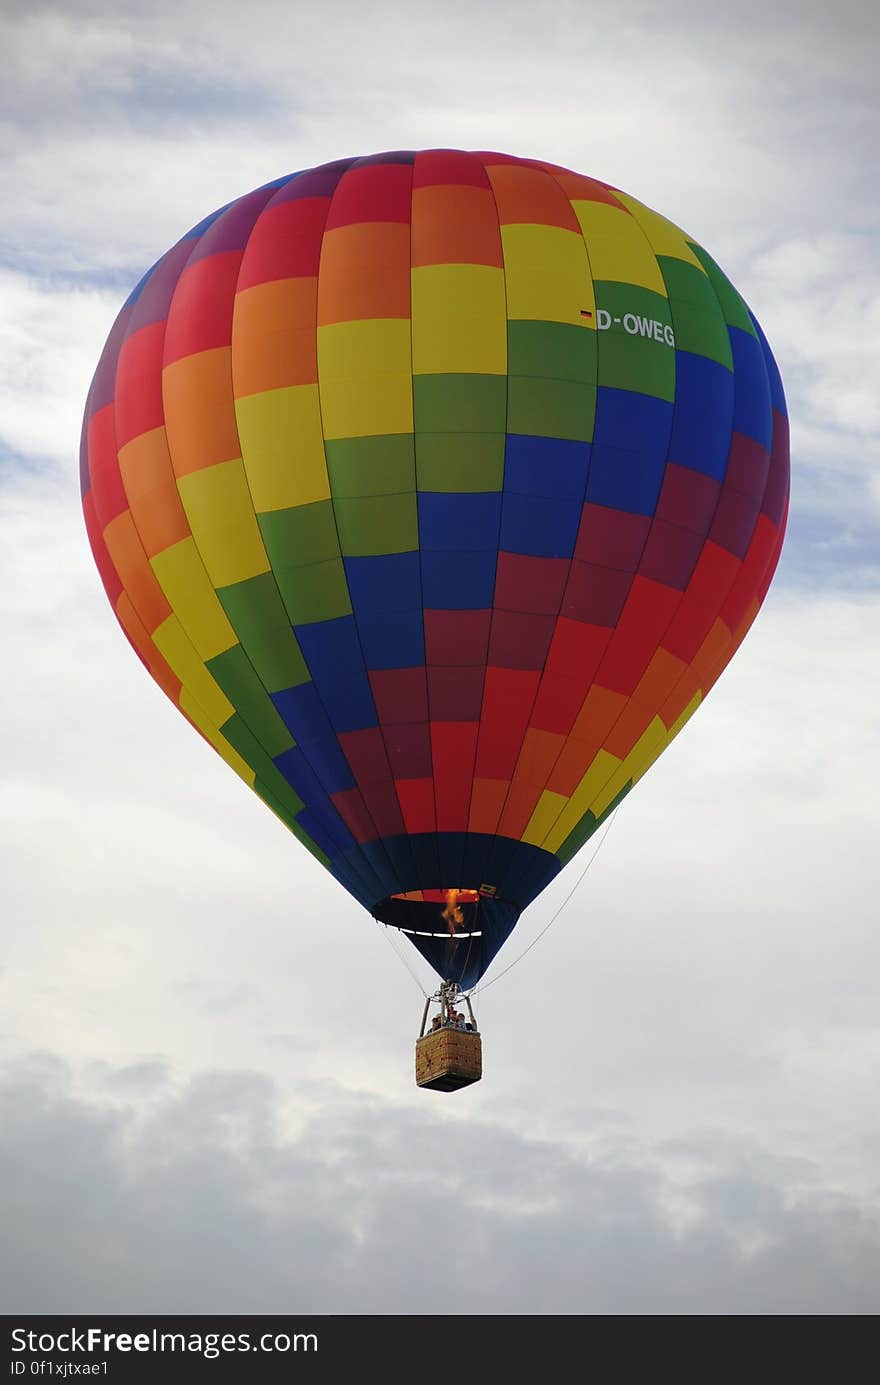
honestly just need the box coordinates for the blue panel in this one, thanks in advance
[296,806,354,858]
[344,552,422,610]
[505,434,591,499]
[593,385,673,454]
[418,492,502,552]
[585,445,665,515]
[500,491,580,557]
[358,605,425,668]
[421,548,497,608]
[729,326,773,448]
[751,315,787,417]
[667,351,735,482]
[360,839,403,897]
[294,616,378,732]
[271,686,355,792]
[275,745,354,845]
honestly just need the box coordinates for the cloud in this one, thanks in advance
[1,1049,878,1314]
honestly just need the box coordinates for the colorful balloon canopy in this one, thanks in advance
[81,150,789,988]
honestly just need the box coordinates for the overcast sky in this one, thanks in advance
[2,0,879,1316]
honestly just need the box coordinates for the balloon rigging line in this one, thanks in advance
[467,805,621,999]
[373,915,430,997]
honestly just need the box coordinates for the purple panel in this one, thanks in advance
[654,463,719,536]
[424,609,491,666]
[574,503,651,571]
[186,186,277,262]
[428,666,485,721]
[562,562,633,627]
[494,553,569,615]
[709,488,761,559]
[762,411,790,525]
[368,667,428,724]
[488,611,556,669]
[353,150,417,166]
[639,520,706,590]
[272,161,356,203]
[385,722,433,779]
[724,432,770,502]
[84,305,131,419]
[127,239,195,333]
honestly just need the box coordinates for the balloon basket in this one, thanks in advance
[414,981,482,1091]
[415,1027,482,1091]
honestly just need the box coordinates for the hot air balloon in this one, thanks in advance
[81,150,789,1091]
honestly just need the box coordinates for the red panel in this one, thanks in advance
[488,610,555,669]
[639,520,706,590]
[724,432,770,502]
[424,609,491,665]
[324,164,413,230]
[431,722,479,832]
[718,515,777,634]
[83,490,123,604]
[494,552,569,614]
[88,406,127,527]
[395,777,436,834]
[654,463,720,536]
[762,410,790,526]
[575,502,651,569]
[709,488,761,559]
[368,666,428,723]
[531,670,596,736]
[115,322,165,449]
[384,722,433,779]
[413,150,491,188]
[596,577,681,696]
[663,542,740,664]
[428,665,485,721]
[544,617,612,682]
[163,253,240,364]
[338,727,392,784]
[237,198,330,289]
[475,667,540,778]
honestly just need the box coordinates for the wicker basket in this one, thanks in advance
[415,1026,482,1091]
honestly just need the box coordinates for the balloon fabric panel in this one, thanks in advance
[81,151,789,987]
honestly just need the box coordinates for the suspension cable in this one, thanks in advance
[373,915,430,997]
[467,805,621,998]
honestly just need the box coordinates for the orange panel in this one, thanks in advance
[232,278,318,395]
[115,592,181,703]
[411,185,503,267]
[569,684,628,744]
[689,616,732,684]
[486,163,581,230]
[118,427,190,558]
[604,700,656,761]
[660,670,702,729]
[467,777,509,835]
[317,222,411,325]
[630,646,688,712]
[546,735,602,798]
[103,510,172,633]
[163,348,240,477]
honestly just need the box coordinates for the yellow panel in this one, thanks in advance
[317,319,413,438]
[150,536,238,662]
[541,749,621,853]
[411,264,507,375]
[521,789,568,847]
[591,716,667,818]
[152,614,234,728]
[179,688,255,785]
[612,193,706,271]
[176,459,271,588]
[235,384,330,512]
[570,201,666,294]
[501,224,595,325]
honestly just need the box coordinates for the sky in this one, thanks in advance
[1,0,879,1316]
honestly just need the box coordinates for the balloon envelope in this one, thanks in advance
[81,150,789,987]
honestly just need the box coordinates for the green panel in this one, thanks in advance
[258,500,340,568]
[557,781,633,866]
[274,557,352,624]
[687,243,756,336]
[507,320,597,383]
[412,373,507,432]
[657,256,733,368]
[506,376,596,441]
[216,572,309,691]
[593,282,675,401]
[254,779,331,867]
[325,435,415,498]
[333,492,418,555]
[206,645,294,757]
[415,432,505,492]
[220,714,304,814]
